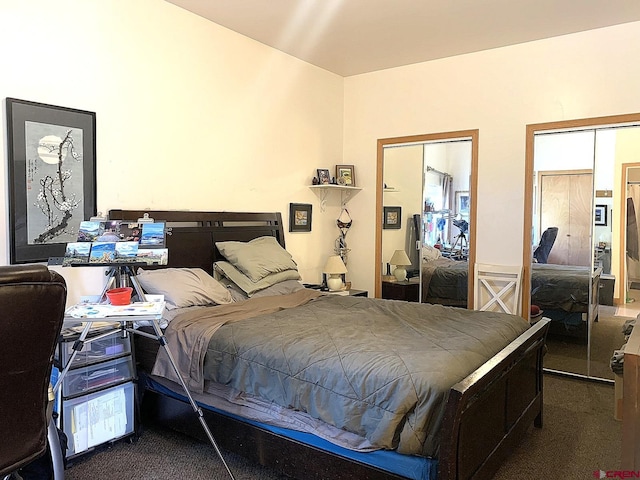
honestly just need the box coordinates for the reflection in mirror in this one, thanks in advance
[526,116,640,382]
[376,132,477,306]
[532,130,594,378]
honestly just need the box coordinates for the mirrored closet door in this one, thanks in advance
[525,114,640,381]
[375,131,478,305]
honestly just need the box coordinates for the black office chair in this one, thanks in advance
[533,227,559,264]
[0,265,67,480]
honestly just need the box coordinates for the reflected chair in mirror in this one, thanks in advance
[533,227,559,264]
[474,263,522,315]
[0,265,67,480]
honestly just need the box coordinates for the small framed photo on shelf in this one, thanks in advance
[317,168,331,185]
[383,206,402,229]
[595,204,608,226]
[289,203,312,232]
[336,165,355,186]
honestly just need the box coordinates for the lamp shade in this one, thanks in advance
[323,255,348,274]
[390,250,411,266]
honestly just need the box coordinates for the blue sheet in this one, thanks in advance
[141,374,437,480]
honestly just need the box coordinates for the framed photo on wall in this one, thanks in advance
[336,164,355,186]
[383,206,402,229]
[289,203,312,232]
[6,98,97,264]
[595,204,607,226]
[455,190,470,216]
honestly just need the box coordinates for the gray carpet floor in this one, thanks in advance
[63,375,621,480]
[544,311,629,380]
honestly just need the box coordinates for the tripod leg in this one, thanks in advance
[150,321,236,480]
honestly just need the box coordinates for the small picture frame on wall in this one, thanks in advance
[316,168,331,185]
[336,165,355,186]
[455,190,470,216]
[289,203,312,232]
[595,204,607,226]
[383,206,402,229]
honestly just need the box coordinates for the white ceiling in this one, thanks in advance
[165,0,640,77]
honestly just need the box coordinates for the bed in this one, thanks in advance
[421,250,599,341]
[109,209,550,480]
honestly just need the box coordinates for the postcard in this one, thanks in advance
[114,241,139,261]
[89,242,116,263]
[77,221,102,242]
[135,248,168,265]
[118,222,143,243]
[62,242,91,265]
[139,222,166,248]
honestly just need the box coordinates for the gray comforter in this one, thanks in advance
[154,291,529,457]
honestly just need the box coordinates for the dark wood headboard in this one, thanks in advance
[108,210,285,276]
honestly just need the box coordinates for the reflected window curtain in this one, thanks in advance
[442,174,453,243]
[627,186,640,282]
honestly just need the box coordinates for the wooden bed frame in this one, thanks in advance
[109,209,550,480]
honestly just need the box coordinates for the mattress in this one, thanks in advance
[152,291,529,457]
[421,259,591,313]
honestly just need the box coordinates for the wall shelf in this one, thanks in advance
[309,185,362,211]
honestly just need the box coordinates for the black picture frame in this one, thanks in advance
[6,98,97,264]
[316,168,331,185]
[289,203,312,232]
[595,204,608,226]
[383,206,402,229]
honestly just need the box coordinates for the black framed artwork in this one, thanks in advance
[595,204,608,226]
[6,98,97,264]
[289,203,312,232]
[383,206,402,229]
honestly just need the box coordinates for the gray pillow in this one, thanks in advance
[136,268,233,309]
[214,261,301,296]
[216,236,297,282]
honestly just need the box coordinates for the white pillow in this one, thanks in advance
[136,268,233,309]
[422,244,442,262]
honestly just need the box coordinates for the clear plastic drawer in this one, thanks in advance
[62,382,135,457]
[62,356,134,397]
[56,329,131,368]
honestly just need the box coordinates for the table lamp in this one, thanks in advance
[324,255,348,291]
[390,249,412,281]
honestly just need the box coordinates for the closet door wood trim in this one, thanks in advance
[523,113,640,318]
[375,130,479,302]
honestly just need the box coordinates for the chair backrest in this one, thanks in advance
[533,227,558,264]
[474,263,522,315]
[0,265,67,476]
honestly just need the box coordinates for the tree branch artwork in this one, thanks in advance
[32,129,82,244]
[6,97,96,264]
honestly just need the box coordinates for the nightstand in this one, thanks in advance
[382,280,419,302]
[326,289,368,297]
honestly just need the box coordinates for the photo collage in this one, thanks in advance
[63,220,168,266]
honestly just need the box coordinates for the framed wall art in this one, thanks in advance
[383,206,402,229]
[595,204,607,226]
[335,164,355,186]
[289,203,312,232]
[6,98,97,264]
[455,190,470,216]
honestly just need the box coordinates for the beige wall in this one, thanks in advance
[0,0,344,302]
[344,21,640,293]
[2,2,640,300]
